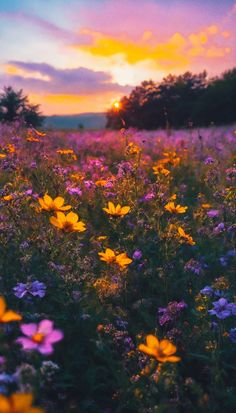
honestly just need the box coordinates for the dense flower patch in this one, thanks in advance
[0,123,235,412]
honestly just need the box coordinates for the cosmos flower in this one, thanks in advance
[0,393,44,413]
[177,227,195,245]
[164,202,188,214]
[138,335,180,363]
[103,202,130,217]
[13,281,46,299]
[0,297,22,323]
[38,194,71,212]
[50,211,86,233]
[16,320,63,355]
[98,248,132,269]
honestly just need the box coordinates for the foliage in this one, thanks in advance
[106,69,236,129]
[0,86,44,127]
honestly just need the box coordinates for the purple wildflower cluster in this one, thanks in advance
[158,301,187,326]
[13,281,46,299]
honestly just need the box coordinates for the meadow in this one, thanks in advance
[0,122,235,413]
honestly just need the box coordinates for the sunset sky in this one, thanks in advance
[0,0,236,115]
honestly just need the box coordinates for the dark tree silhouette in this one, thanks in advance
[0,86,44,127]
[106,68,236,129]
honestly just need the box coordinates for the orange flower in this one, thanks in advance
[138,335,181,363]
[177,227,195,246]
[164,201,188,214]
[0,297,22,323]
[201,203,211,209]
[103,202,130,217]
[6,144,15,153]
[26,132,41,142]
[153,165,170,176]
[95,180,108,187]
[3,195,14,202]
[50,211,86,233]
[98,248,132,269]
[0,393,44,413]
[38,194,71,212]
[56,149,77,160]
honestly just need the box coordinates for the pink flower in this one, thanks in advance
[16,319,63,355]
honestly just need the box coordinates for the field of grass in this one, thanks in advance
[0,123,235,413]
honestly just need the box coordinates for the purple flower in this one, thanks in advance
[207,209,220,218]
[13,281,46,299]
[16,320,63,355]
[200,286,214,296]
[158,301,187,326]
[84,180,94,189]
[66,186,82,196]
[208,298,236,319]
[184,259,204,276]
[140,192,155,202]
[229,328,236,344]
[132,250,142,260]
[204,157,215,164]
[213,223,225,234]
[219,256,228,266]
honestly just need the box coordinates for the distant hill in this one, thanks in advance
[43,112,106,129]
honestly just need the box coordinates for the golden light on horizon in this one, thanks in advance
[113,100,121,110]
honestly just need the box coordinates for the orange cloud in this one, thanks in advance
[77,30,189,70]
[73,24,231,72]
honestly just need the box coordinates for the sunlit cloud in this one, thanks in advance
[72,24,232,77]
[0,0,236,114]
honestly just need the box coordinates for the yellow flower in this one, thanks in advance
[70,173,84,181]
[103,202,130,217]
[138,335,181,363]
[50,211,86,233]
[0,153,6,158]
[177,227,195,246]
[56,149,74,155]
[201,203,211,209]
[98,248,132,269]
[95,180,108,187]
[26,132,41,142]
[0,297,22,323]
[97,235,107,241]
[3,195,13,201]
[125,142,141,155]
[153,165,170,176]
[38,194,71,212]
[0,393,44,413]
[6,144,15,153]
[34,129,46,137]
[164,201,188,214]
[56,149,77,160]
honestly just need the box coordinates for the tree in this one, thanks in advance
[0,86,44,127]
[105,69,236,129]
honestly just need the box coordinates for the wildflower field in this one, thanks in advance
[0,123,235,413]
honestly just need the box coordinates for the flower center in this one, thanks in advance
[62,222,74,232]
[32,332,44,343]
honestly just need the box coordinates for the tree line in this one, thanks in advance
[0,86,44,127]
[106,68,236,130]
